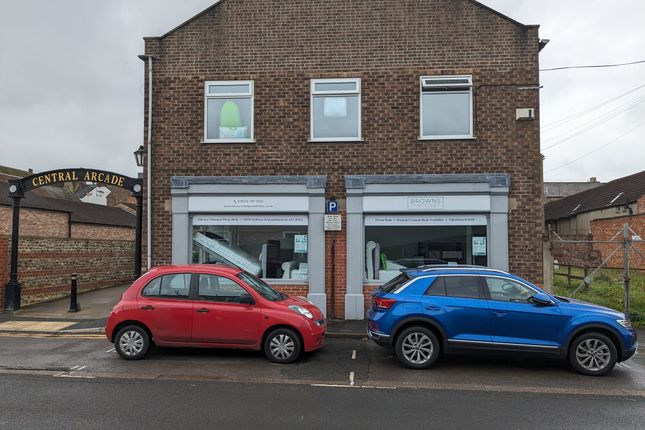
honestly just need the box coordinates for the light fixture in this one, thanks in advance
[133,145,145,167]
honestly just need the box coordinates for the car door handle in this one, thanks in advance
[494,312,507,317]
[141,305,154,311]
[425,305,441,311]
[196,308,209,313]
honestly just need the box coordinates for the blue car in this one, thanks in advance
[367,266,638,376]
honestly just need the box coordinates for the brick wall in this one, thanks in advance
[71,223,135,241]
[144,0,544,315]
[0,236,8,306]
[0,206,69,238]
[591,214,645,270]
[11,237,135,306]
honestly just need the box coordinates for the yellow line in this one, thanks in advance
[0,332,106,340]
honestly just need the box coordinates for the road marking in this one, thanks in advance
[349,371,355,386]
[106,348,116,353]
[618,362,632,369]
[0,332,105,340]
[351,350,356,360]
[70,365,79,370]
[76,365,87,371]
[311,384,396,390]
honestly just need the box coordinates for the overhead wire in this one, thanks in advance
[541,96,645,151]
[545,119,645,173]
[540,59,645,72]
[541,83,645,131]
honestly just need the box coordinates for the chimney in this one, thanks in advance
[589,177,598,183]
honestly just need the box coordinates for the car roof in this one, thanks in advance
[148,264,243,276]
[402,265,511,278]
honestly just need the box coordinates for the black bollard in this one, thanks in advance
[68,273,81,313]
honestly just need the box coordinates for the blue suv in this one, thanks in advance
[367,266,638,376]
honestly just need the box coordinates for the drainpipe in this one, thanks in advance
[138,54,154,270]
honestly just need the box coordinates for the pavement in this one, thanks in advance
[0,284,367,337]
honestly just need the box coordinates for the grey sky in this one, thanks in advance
[0,0,643,182]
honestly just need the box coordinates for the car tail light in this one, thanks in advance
[373,297,396,310]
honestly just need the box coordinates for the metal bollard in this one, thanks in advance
[68,273,81,313]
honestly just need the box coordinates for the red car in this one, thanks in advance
[105,265,326,363]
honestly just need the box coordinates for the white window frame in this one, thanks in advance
[310,78,362,142]
[419,75,474,140]
[203,80,255,143]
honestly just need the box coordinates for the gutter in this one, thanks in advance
[138,54,155,270]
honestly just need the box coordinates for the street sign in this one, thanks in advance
[326,200,339,213]
[324,214,342,231]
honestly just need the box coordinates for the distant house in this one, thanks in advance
[76,184,112,206]
[545,170,645,237]
[544,178,604,203]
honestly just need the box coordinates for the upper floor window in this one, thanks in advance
[310,78,361,142]
[420,76,473,140]
[204,81,254,143]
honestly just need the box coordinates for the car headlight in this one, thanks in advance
[288,305,313,320]
[617,319,632,328]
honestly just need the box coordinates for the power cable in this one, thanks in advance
[541,96,645,151]
[546,119,645,173]
[541,59,645,72]
[542,83,645,131]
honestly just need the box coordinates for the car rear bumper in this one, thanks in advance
[367,327,391,347]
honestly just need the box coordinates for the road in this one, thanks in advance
[0,333,643,428]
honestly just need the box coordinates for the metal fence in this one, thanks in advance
[550,223,645,325]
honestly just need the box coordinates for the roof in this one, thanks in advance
[75,184,96,198]
[0,181,135,228]
[544,182,604,199]
[147,0,535,40]
[0,165,33,178]
[545,170,645,221]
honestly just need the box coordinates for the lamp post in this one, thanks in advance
[133,145,144,278]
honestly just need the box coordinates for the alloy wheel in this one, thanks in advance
[401,332,433,365]
[119,330,145,357]
[269,334,295,360]
[575,338,611,372]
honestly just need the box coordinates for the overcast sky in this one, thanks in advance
[0,0,643,182]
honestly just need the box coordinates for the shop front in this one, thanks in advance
[344,174,510,319]
[170,176,327,315]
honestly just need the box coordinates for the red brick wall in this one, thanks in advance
[0,237,8,306]
[636,195,645,215]
[5,237,135,307]
[591,214,645,270]
[144,0,544,315]
[71,223,135,241]
[0,206,68,238]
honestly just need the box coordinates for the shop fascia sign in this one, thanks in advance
[193,214,308,226]
[365,214,488,226]
[189,196,309,213]
[363,195,490,212]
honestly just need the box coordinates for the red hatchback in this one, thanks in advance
[105,265,326,363]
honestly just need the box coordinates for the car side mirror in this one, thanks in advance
[239,293,255,305]
[530,292,555,306]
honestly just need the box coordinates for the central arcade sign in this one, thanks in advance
[23,168,138,193]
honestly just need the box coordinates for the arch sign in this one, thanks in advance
[5,168,143,311]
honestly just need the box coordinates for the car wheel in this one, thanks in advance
[264,328,302,364]
[395,326,440,369]
[115,325,150,360]
[569,332,617,376]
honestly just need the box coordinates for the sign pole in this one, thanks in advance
[5,181,23,311]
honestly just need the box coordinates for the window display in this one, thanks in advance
[365,225,487,282]
[193,224,309,281]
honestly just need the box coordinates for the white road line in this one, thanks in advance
[349,371,355,386]
[70,365,79,370]
[618,362,632,369]
[75,365,87,371]
[351,350,356,360]
[106,348,116,353]
[311,384,396,390]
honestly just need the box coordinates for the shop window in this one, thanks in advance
[193,223,308,281]
[310,78,361,141]
[204,81,254,142]
[420,75,473,139]
[364,225,487,282]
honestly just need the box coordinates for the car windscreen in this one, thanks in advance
[238,272,283,301]
[379,273,410,293]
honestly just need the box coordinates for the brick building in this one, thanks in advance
[141,0,545,319]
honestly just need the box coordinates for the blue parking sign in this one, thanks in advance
[326,200,339,213]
